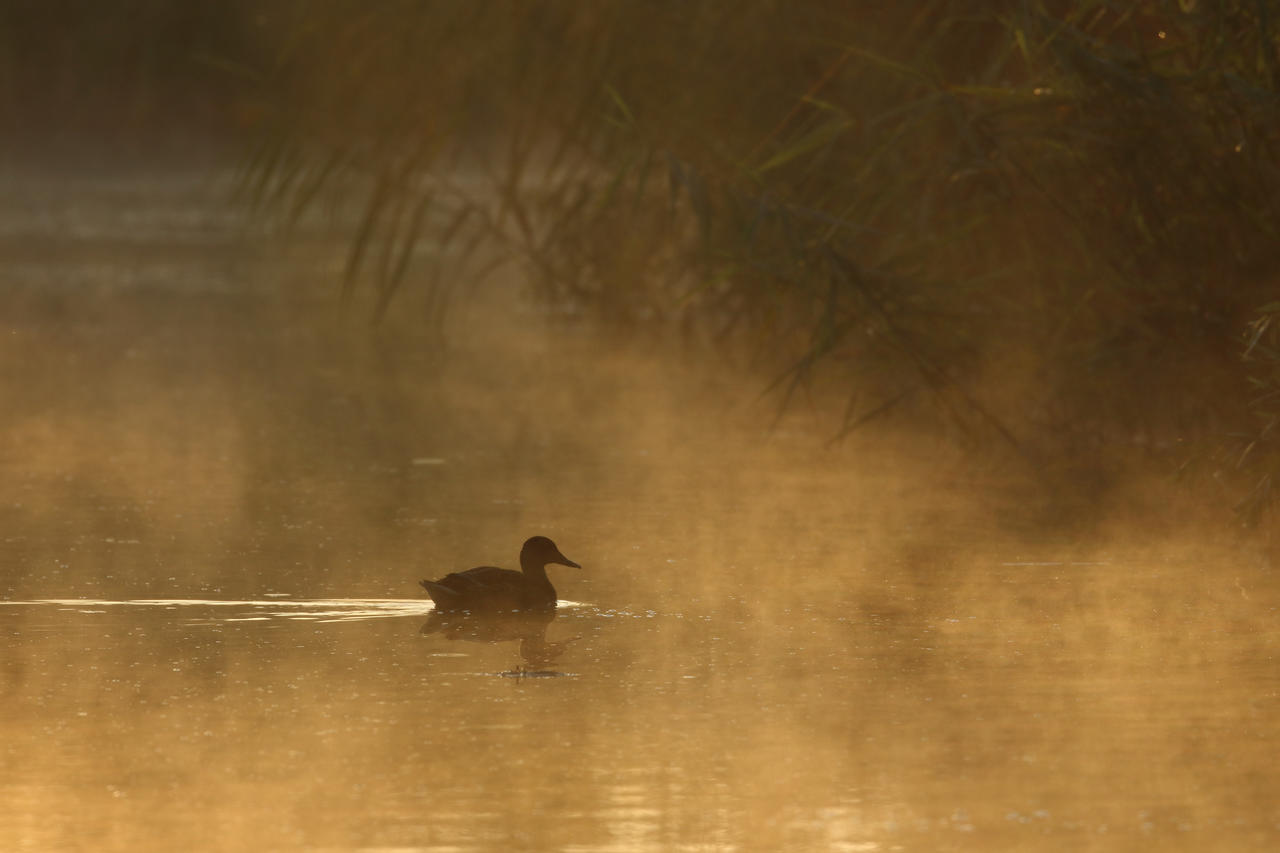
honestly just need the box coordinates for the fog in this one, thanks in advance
[0,159,1274,852]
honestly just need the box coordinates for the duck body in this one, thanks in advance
[422,565,553,611]
[420,536,580,613]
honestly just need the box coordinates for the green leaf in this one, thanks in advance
[755,115,852,175]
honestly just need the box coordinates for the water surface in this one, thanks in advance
[0,165,1277,852]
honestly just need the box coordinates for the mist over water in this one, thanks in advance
[1,165,1278,852]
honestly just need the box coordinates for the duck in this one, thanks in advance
[420,536,581,612]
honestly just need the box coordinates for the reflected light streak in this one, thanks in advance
[0,598,590,623]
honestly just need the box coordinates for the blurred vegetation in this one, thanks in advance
[10,1,1278,515]
[1240,300,1280,521]
[0,0,257,142]
[233,0,1280,514]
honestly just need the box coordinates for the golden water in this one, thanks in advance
[0,167,1277,851]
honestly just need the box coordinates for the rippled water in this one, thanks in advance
[0,165,1278,851]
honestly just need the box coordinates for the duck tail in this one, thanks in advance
[420,579,461,608]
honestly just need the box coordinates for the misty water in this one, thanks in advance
[1,165,1277,853]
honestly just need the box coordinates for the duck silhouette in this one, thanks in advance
[420,536,580,613]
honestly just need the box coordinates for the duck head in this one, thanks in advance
[521,535,581,570]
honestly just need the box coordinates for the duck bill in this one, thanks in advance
[555,553,582,569]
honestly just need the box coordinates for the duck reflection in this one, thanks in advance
[420,608,581,675]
